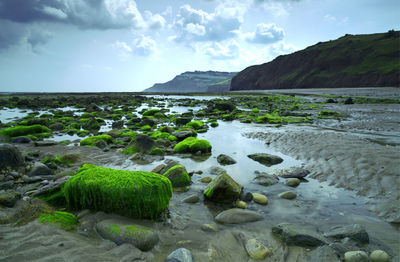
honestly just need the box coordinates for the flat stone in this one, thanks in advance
[245,238,271,260]
[215,208,263,224]
[165,248,193,262]
[285,178,300,187]
[252,193,268,205]
[279,191,297,199]
[253,172,279,186]
[344,251,368,262]
[182,194,200,204]
[324,224,369,244]
[199,177,212,183]
[272,223,325,247]
[270,167,310,178]
[247,153,283,166]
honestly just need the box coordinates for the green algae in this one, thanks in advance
[40,211,79,231]
[64,164,172,219]
[80,135,113,146]
[184,120,204,129]
[142,109,161,116]
[173,137,212,154]
[163,165,191,187]
[0,125,50,137]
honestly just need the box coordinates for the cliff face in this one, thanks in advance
[230,31,400,91]
[144,71,236,93]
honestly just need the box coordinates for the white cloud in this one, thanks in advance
[204,39,241,60]
[111,40,132,60]
[144,11,166,30]
[324,14,349,25]
[42,6,68,20]
[244,23,284,44]
[27,28,53,53]
[132,35,156,56]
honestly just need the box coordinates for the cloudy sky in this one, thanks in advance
[0,0,398,92]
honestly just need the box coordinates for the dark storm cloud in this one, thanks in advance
[0,19,26,49]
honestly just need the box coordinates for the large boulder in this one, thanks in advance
[203,173,242,203]
[163,165,191,187]
[28,162,53,177]
[247,153,283,166]
[64,164,172,219]
[0,144,25,170]
[324,224,369,244]
[96,219,159,251]
[272,223,325,247]
[215,208,263,224]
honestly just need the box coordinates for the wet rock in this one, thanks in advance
[247,153,283,166]
[344,251,368,262]
[0,190,21,207]
[285,178,300,187]
[370,250,390,262]
[203,173,242,203]
[96,219,159,252]
[324,224,369,244]
[235,200,246,209]
[28,162,53,177]
[201,223,218,232]
[171,131,195,140]
[253,172,279,186]
[0,144,25,170]
[0,181,15,190]
[217,154,236,165]
[245,238,271,260]
[135,134,154,153]
[152,159,180,175]
[112,120,124,129]
[95,139,107,149]
[272,223,325,247]
[163,165,191,187]
[279,191,297,199]
[252,193,268,205]
[307,245,341,262]
[11,137,32,144]
[208,166,226,176]
[239,191,253,202]
[182,194,200,204]
[49,123,64,131]
[165,248,193,262]
[215,208,263,224]
[199,177,212,183]
[32,176,71,197]
[270,167,310,178]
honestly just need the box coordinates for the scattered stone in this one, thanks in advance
[0,144,25,170]
[270,167,310,178]
[182,194,200,204]
[236,200,246,209]
[272,223,325,247]
[245,238,271,260]
[217,154,236,165]
[370,250,390,262]
[324,224,369,244]
[28,162,53,177]
[0,190,21,207]
[252,193,268,205]
[215,208,263,224]
[208,166,226,176]
[307,245,341,262]
[96,219,159,251]
[201,223,218,232]
[203,173,243,203]
[239,191,253,202]
[279,191,297,199]
[344,251,368,262]
[165,248,193,262]
[253,172,279,186]
[285,178,300,187]
[247,153,283,166]
[199,177,212,183]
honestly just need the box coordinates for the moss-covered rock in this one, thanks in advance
[142,109,161,116]
[40,211,79,231]
[247,153,283,166]
[173,137,212,154]
[64,164,172,219]
[0,125,50,137]
[80,135,112,147]
[204,173,243,203]
[184,120,204,130]
[163,165,191,187]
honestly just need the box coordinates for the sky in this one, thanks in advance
[0,0,398,92]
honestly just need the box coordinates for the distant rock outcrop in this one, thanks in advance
[144,71,236,93]
[231,31,400,91]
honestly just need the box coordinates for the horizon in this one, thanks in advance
[0,0,399,92]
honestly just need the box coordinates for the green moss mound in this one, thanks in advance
[173,137,212,154]
[80,135,113,146]
[36,186,66,206]
[40,211,79,231]
[163,165,191,187]
[184,120,204,129]
[64,164,173,219]
[0,125,50,137]
[142,109,160,116]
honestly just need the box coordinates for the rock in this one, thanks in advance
[32,176,71,197]
[217,154,237,165]
[370,250,390,262]
[171,131,195,140]
[324,224,369,244]
[285,178,300,187]
[215,208,263,224]
[112,120,124,129]
[245,238,271,260]
[34,141,58,146]
[252,193,268,205]
[208,166,226,176]
[239,191,253,202]
[201,223,218,232]
[95,139,107,149]
[344,251,368,262]
[307,245,341,262]
[11,137,32,143]
[236,200,247,209]
[0,144,25,170]
[253,172,279,186]
[269,167,310,178]
[0,181,15,190]
[152,159,180,175]
[199,177,212,183]
[135,134,154,153]
[163,165,191,187]
[203,173,243,203]
[182,194,200,204]
[0,190,21,207]
[96,219,159,252]
[28,162,53,177]
[165,248,193,262]
[247,153,283,166]
[279,191,297,199]
[344,97,354,105]
[272,223,325,247]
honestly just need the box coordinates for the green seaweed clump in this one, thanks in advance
[80,135,113,146]
[184,120,204,130]
[163,165,191,187]
[36,186,66,206]
[173,137,212,154]
[0,125,50,137]
[64,164,173,219]
[40,211,79,231]
[142,109,161,116]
